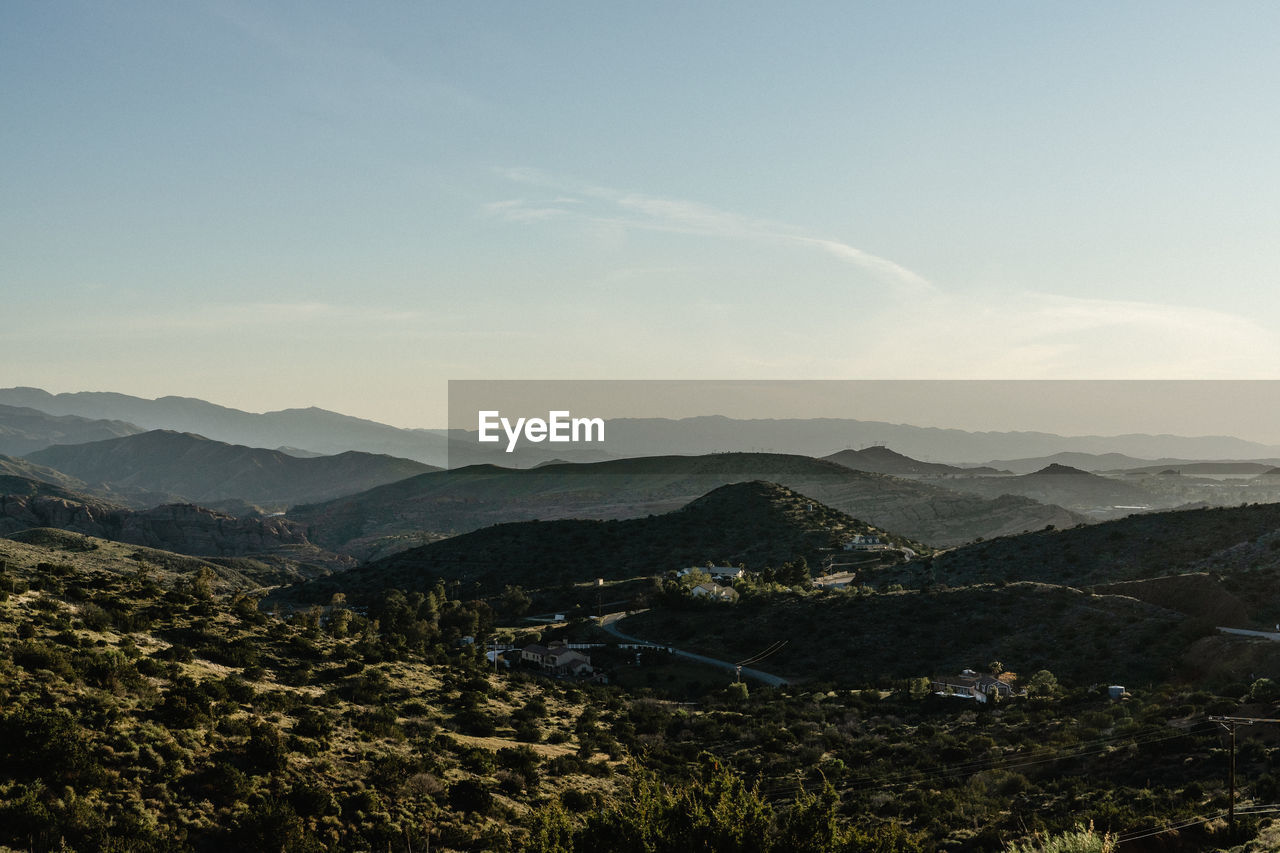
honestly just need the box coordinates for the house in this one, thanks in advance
[520,640,594,677]
[843,534,883,551]
[930,669,1016,703]
[691,581,739,602]
[521,644,552,666]
[544,646,593,677]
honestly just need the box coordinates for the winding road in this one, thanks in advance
[599,611,792,687]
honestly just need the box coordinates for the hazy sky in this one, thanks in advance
[6,2,1280,428]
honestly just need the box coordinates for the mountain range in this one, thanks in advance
[290,480,918,600]
[0,387,448,463]
[9,387,1280,467]
[0,403,143,456]
[26,430,438,509]
[288,452,1083,558]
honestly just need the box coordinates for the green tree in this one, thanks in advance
[1025,669,1060,699]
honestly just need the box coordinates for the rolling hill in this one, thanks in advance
[877,501,1280,600]
[938,463,1158,513]
[288,452,1085,558]
[824,446,1005,478]
[288,480,921,600]
[26,430,438,509]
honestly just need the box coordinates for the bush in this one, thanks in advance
[1005,825,1116,853]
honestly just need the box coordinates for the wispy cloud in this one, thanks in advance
[487,168,937,297]
[484,168,1280,381]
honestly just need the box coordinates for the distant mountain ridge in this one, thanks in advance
[980,451,1280,475]
[0,403,144,456]
[26,430,438,509]
[7,387,1280,467]
[940,463,1155,512]
[0,387,447,463]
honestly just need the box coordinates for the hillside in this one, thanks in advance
[824,446,1002,478]
[939,463,1158,514]
[0,487,1270,852]
[879,502,1280,607]
[291,481,921,601]
[621,581,1192,685]
[0,403,143,456]
[27,430,437,509]
[289,452,1083,558]
[0,453,92,491]
[0,475,349,577]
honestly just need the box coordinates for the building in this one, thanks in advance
[520,640,594,677]
[843,534,884,551]
[931,669,1016,703]
[691,581,740,602]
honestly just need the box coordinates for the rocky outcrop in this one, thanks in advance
[0,482,313,557]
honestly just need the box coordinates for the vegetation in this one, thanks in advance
[291,481,921,602]
[6,483,1280,851]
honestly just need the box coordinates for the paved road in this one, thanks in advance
[599,611,791,687]
[1219,627,1280,641]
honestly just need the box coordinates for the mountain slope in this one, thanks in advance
[0,453,92,491]
[289,452,1084,557]
[26,430,437,508]
[880,501,1280,597]
[0,403,143,455]
[0,473,351,580]
[292,481,920,598]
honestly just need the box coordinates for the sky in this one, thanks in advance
[5,2,1280,429]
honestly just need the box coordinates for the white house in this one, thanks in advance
[843,534,884,551]
[691,581,739,602]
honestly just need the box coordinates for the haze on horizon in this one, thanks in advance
[6,3,1280,428]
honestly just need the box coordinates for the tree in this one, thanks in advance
[501,585,533,618]
[1025,669,1060,699]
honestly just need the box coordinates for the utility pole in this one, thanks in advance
[1209,715,1280,838]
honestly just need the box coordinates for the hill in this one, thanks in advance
[938,463,1158,514]
[0,474,349,578]
[620,581,1192,685]
[0,403,143,456]
[290,481,921,600]
[0,484,1269,852]
[823,446,1003,478]
[289,452,1083,558]
[877,501,1280,602]
[27,430,437,509]
[0,453,92,491]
